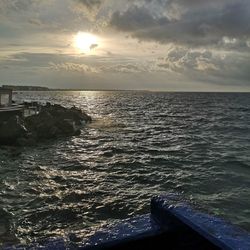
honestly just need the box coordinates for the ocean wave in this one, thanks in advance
[0,91,249,244]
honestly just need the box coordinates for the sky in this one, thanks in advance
[0,0,250,91]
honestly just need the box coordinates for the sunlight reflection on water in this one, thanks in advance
[0,91,249,244]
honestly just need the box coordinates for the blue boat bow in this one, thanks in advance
[3,194,250,249]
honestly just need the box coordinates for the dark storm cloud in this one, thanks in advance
[110,5,169,31]
[109,0,250,47]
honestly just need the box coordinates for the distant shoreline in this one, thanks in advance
[13,89,250,93]
[3,85,250,93]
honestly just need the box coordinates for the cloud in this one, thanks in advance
[110,5,168,32]
[76,0,103,10]
[28,18,43,26]
[100,63,147,73]
[90,43,98,50]
[49,62,100,73]
[0,52,146,74]
[1,0,250,90]
[157,46,250,85]
[72,0,106,20]
[0,0,52,17]
[0,0,35,13]
[158,47,218,73]
[109,0,250,48]
[50,62,147,74]
[2,49,250,88]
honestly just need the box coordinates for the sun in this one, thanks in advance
[74,32,98,53]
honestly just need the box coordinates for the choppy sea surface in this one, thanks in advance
[0,91,250,245]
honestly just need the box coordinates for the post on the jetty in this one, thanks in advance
[0,87,13,107]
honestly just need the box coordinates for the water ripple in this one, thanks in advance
[0,91,249,245]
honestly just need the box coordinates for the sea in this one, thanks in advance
[0,91,250,245]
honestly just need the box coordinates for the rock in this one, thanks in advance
[0,116,27,145]
[56,119,81,136]
[25,110,59,139]
[40,104,92,125]
[0,103,91,146]
[25,108,83,139]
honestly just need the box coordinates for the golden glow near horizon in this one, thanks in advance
[74,32,99,53]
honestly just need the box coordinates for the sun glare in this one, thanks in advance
[74,32,98,53]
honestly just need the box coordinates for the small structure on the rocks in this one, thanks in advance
[0,88,24,121]
[0,87,12,107]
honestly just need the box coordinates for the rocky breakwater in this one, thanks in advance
[0,103,91,146]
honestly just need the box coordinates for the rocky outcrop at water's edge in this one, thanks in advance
[0,103,92,146]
